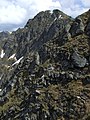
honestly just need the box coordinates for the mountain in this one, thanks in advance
[0,9,90,120]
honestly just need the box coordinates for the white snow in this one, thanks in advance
[41,75,45,79]
[41,75,45,81]
[0,49,5,58]
[58,15,63,19]
[51,66,54,70]
[77,96,81,99]
[45,115,47,118]
[53,15,63,21]
[49,10,53,14]
[61,71,65,75]
[36,90,40,94]
[12,56,23,66]
[8,53,16,60]
[0,88,2,92]
[11,83,14,87]
[54,17,57,21]
[9,31,12,34]
[31,74,35,77]
[58,15,62,19]
[48,66,54,71]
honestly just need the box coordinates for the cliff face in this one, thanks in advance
[0,9,90,120]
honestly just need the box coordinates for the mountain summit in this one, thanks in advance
[0,9,90,120]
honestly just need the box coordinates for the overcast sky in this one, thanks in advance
[0,0,90,31]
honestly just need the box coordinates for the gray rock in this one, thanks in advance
[71,51,87,67]
[35,52,40,65]
[86,21,90,36]
[83,76,90,85]
[70,17,84,37]
[0,9,90,120]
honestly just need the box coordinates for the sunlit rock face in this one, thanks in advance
[0,9,90,120]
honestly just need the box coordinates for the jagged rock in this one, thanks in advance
[70,17,84,37]
[71,50,87,68]
[86,21,90,36]
[0,9,90,120]
[83,76,90,85]
[35,52,40,65]
[0,31,10,40]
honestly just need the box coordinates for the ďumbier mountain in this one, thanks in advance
[0,9,90,120]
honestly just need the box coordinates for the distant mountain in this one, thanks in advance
[0,9,90,120]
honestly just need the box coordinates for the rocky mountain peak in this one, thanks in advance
[0,9,90,120]
[25,9,71,28]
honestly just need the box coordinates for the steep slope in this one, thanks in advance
[0,9,90,120]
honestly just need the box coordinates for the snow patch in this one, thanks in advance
[0,49,5,58]
[48,66,54,71]
[9,31,12,34]
[61,71,65,75]
[0,89,2,92]
[36,90,40,94]
[59,15,61,19]
[41,75,45,81]
[11,83,14,87]
[58,15,63,19]
[77,96,81,99]
[54,17,57,21]
[49,10,53,14]
[8,53,16,60]
[12,56,23,66]
[41,75,45,78]
[31,74,35,77]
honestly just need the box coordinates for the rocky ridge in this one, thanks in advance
[0,9,90,120]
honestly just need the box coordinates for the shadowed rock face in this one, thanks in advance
[0,9,90,120]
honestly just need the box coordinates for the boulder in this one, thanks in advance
[71,50,87,68]
[70,17,84,37]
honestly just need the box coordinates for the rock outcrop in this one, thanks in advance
[0,9,90,120]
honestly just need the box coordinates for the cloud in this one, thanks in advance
[60,0,89,17]
[0,5,26,24]
[0,0,90,31]
[81,0,90,7]
[0,0,61,31]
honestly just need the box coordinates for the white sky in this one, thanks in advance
[0,0,89,31]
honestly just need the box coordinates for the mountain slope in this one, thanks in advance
[0,9,90,120]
